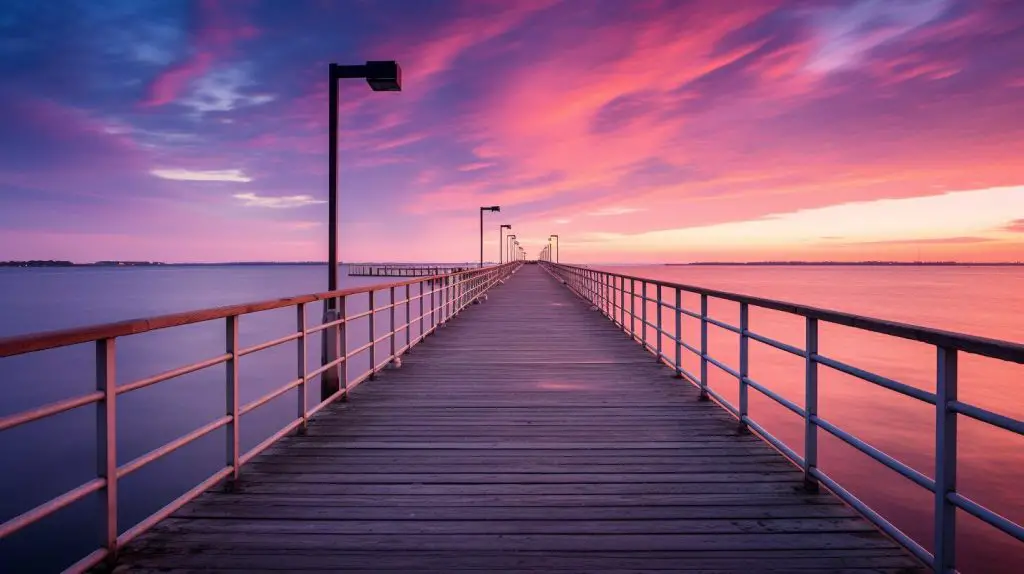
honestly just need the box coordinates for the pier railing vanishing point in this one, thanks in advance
[542,262,1024,574]
[0,262,521,572]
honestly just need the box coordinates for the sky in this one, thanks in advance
[1,0,1023,263]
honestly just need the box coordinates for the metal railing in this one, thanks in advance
[543,262,1024,573]
[0,262,520,572]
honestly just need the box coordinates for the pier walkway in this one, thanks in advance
[113,265,922,572]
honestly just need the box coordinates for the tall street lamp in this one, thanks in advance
[499,224,512,264]
[507,234,516,263]
[480,206,500,267]
[549,234,559,263]
[324,60,401,401]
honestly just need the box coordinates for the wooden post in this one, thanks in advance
[225,315,240,482]
[738,303,749,430]
[297,304,307,433]
[935,346,958,572]
[96,337,117,560]
[674,288,682,378]
[804,317,818,489]
[369,290,377,379]
[699,294,708,400]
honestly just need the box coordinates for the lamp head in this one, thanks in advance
[501,224,512,230]
[481,205,500,212]
[364,61,402,91]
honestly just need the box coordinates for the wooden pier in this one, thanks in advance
[113,265,923,572]
[348,263,472,277]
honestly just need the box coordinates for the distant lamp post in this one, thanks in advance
[549,235,559,263]
[323,60,402,401]
[507,234,516,263]
[480,206,500,267]
[499,224,512,264]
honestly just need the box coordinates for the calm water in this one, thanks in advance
[1,264,1021,572]
[600,264,1023,573]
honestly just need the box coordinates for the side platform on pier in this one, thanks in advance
[113,266,922,572]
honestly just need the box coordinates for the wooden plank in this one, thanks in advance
[113,265,925,572]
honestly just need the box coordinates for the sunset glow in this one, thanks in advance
[1,0,1022,262]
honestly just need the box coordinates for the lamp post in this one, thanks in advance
[549,234,559,263]
[323,60,401,401]
[499,224,512,264]
[507,234,516,263]
[480,206,500,267]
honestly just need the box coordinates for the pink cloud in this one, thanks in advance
[140,0,260,107]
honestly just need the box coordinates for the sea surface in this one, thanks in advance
[1,264,1022,572]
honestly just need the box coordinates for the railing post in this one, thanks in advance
[674,288,682,378]
[225,315,240,483]
[430,279,436,333]
[620,277,625,330]
[656,284,663,362]
[641,281,648,350]
[405,284,412,353]
[389,286,396,362]
[935,346,958,573]
[630,279,636,340]
[369,290,377,379]
[96,337,117,561]
[699,294,708,400]
[804,317,818,489]
[339,295,348,399]
[738,303,749,431]
[419,282,425,339]
[297,304,307,433]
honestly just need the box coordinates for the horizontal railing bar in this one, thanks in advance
[303,315,346,335]
[814,353,935,404]
[0,263,518,357]
[348,340,374,357]
[705,315,742,335]
[550,263,1024,363]
[704,385,739,417]
[810,467,933,566]
[676,364,701,387]
[239,378,302,417]
[744,376,805,417]
[950,401,1024,436]
[746,330,804,357]
[0,477,105,538]
[373,357,392,373]
[0,391,103,432]
[304,355,344,381]
[681,340,701,357]
[949,492,1024,542]
[743,417,804,468]
[346,309,373,321]
[373,333,392,345]
[238,332,301,357]
[705,354,741,380]
[117,466,233,548]
[812,415,935,491]
[239,418,304,466]
[63,548,108,574]
[117,416,232,478]
[680,308,701,320]
[118,353,231,395]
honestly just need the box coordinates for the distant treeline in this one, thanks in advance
[0,260,76,267]
[669,261,1024,266]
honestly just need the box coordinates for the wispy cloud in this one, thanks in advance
[588,207,645,217]
[233,193,324,208]
[151,168,252,182]
[1004,219,1024,233]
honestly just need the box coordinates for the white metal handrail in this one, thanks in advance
[542,262,1024,573]
[0,262,520,572]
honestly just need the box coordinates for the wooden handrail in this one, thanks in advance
[0,263,515,358]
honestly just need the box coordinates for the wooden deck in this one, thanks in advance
[114,265,923,572]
